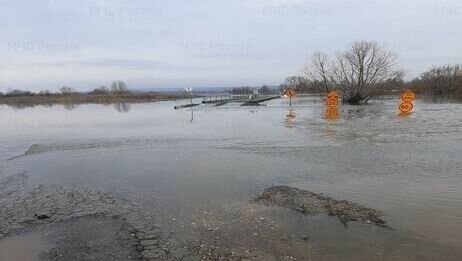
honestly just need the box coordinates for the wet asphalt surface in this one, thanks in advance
[0,172,274,261]
[0,172,169,261]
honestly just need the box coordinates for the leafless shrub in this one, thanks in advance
[333,41,402,104]
[6,89,35,97]
[303,41,403,104]
[110,81,129,95]
[279,76,312,92]
[60,86,75,95]
[304,52,332,92]
[230,87,253,95]
[90,86,111,95]
[259,85,272,94]
[421,65,462,96]
[38,90,52,96]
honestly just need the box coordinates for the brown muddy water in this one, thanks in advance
[0,95,461,260]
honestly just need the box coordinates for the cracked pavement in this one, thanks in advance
[0,172,167,261]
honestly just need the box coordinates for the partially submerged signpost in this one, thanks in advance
[184,88,192,105]
[325,91,340,120]
[174,88,201,110]
[399,90,416,115]
[283,89,297,122]
[284,89,296,107]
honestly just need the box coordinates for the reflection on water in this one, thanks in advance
[190,107,194,123]
[112,102,131,113]
[2,101,132,113]
[284,108,296,128]
[1,96,462,260]
[344,107,368,119]
[398,111,413,118]
[63,101,79,111]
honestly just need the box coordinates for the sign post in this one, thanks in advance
[325,91,340,120]
[284,89,296,107]
[185,88,193,106]
[399,90,416,115]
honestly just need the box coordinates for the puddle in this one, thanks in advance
[0,233,52,261]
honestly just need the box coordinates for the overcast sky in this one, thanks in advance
[1,0,461,91]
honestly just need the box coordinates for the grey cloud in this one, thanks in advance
[38,59,206,71]
[1,0,462,90]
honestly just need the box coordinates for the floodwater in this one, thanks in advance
[0,233,51,261]
[1,95,462,260]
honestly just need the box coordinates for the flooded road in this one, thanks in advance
[0,234,51,261]
[1,95,461,260]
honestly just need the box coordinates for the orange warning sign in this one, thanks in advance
[327,91,339,101]
[285,89,296,98]
[326,99,339,108]
[401,90,416,103]
[399,90,416,114]
[399,102,414,113]
[325,90,340,120]
[325,108,340,119]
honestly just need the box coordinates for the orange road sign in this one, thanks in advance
[284,89,296,107]
[325,108,340,119]
[325,90,340,119]
[401,90,416,102]
[327,91,339,101]
[399,102,414,113]
[326,99,339,108]
[285,89,296,98]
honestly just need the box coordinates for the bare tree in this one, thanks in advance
[332,41,402,104]
[90,85,110,95]
[303,41,402,104]
[280,76,310,92]
[421,64,462,96]
[304,52,331,92]
[38,90,52,96]
[231,87,253,95]
[6,89,34,97]
[259,85,271,94]
[60,86,75,95]
[110,81,129,95]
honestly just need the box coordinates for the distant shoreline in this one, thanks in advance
[0,93,192,107]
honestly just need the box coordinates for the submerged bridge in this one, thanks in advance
[175,94,281,109]
[202,94,281,106]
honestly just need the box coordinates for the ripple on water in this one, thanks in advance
[299,102,462,144]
